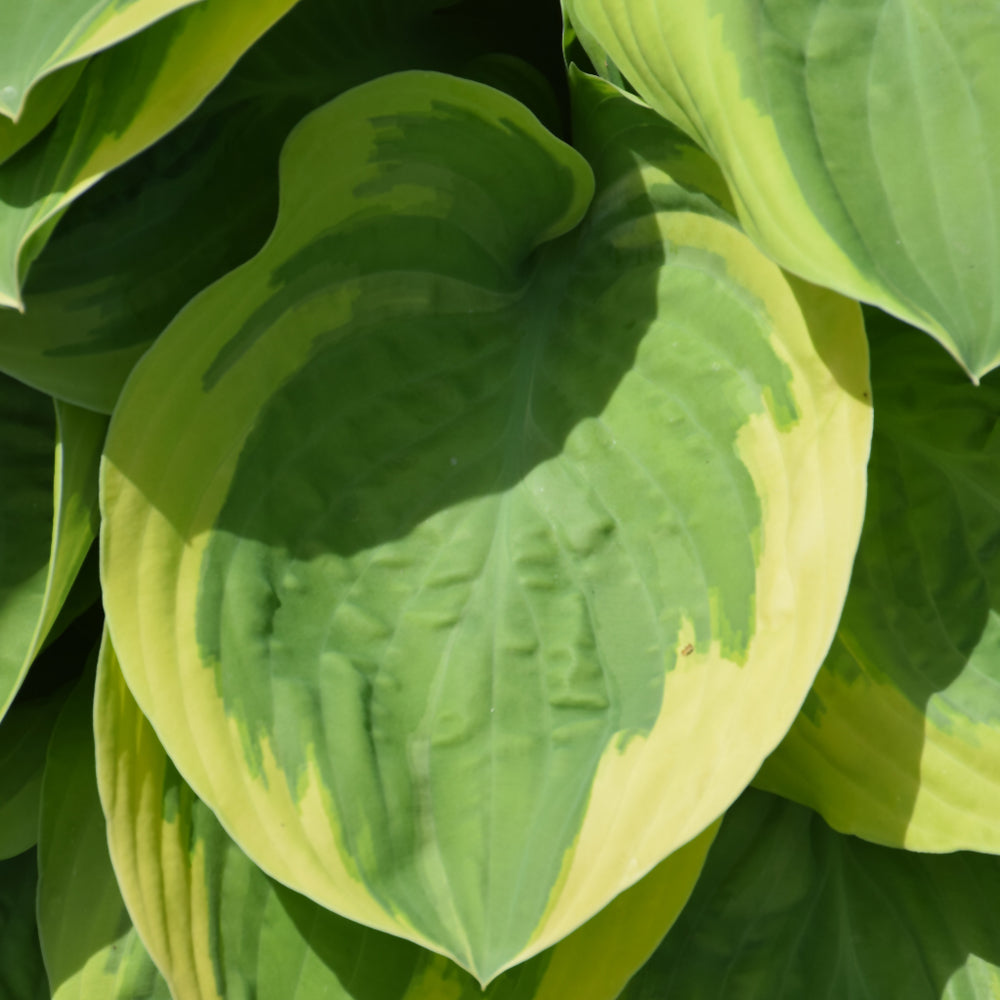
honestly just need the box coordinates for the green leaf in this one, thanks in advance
[0,0,202,122]
[36,666,169,1000]
[0,64,86,169]
[0,850,48,1000]
[623,789,1000,999]
[0,685,68,860]
[0,384,105,723]
[757,307,1000,852]
[100,69,870,981]
[95,630,716,1000]
[0,0,560,413]
[565,0,1000,379]
[0,0,300,310]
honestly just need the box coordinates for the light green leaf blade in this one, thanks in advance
[0,0,300,310]
[0,0,560,414]
[0,850,47,1000]
[0,64,86,169]
[100,70,871,981]
[623,789,1000,999]
[0,685,68,860]
[757,307,1000,852]
[96,630,716,1000]
[565,0,1000,379]
[0,0,203,122]
[36,667,169,1000]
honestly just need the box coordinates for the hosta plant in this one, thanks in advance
[1,1,999,998]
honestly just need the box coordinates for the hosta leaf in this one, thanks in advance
[0,685,69,860]
[0,64,86,169]
[0,382,105,723]
[0,850,47,1000]
[100,70,870,981]
[565,0,1000,379]
[0,0,299,310]
[0,0,560,413]
[36,667,169,1000]
[757,308,1000,852]
[622,789,1000,999]
[0,380,104,720]
[96,631,715,1000]
[0,0,202,122]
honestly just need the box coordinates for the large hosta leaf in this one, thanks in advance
[0,0,563,413]
[0,378,104,722]
[100,70,870,980]
[565,0,1000,379]
[0,0,299,310]
[757,308,1000,852]
[622,789,1000,999]
[0,0,202,122]
[96,631,715,1000]
[37,667,169,1000]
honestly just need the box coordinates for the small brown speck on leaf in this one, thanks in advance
[681,644,694,657]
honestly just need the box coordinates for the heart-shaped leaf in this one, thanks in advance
[100,69,870,980]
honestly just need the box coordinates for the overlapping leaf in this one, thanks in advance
[0,65,86,169]
[36,667,169,1000]
[565,0,1000,379]
[622,789,1000,999]
[0,0,565,413]
[100,69,870,980]
[758,308,1000,852]
[95,631,715,1000]
[0,0,300,310]
[0,376,104,723]
[0,0,202,122]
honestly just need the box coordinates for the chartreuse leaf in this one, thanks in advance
[0,378,105,723]
[0,850,47,1000]
[0,685,69,859]
[0,0,202,122]
[622,789,1000,999]
[0,0,300,310]
[96,632,715,1000]
[0,64,86,169]
[757,308,1000,852]
[565,0,1000,379]
[0,0,555,413]
[100,69,870,981]
[36,667,169,1000]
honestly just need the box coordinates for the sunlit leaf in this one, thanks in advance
[0,0,202,122]
[565,0,1000,378]
[100,70,870,980]
[0,0,300,309]
[758,307,1000,852]
[96,630,715,1000]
